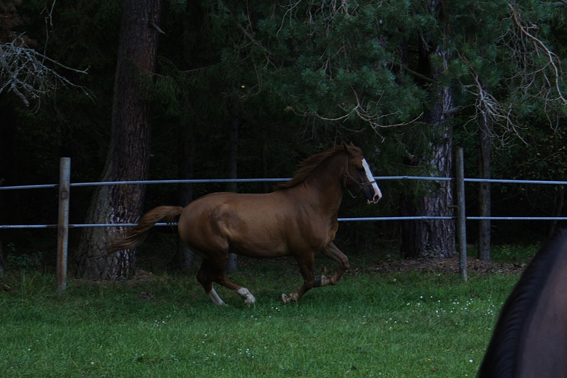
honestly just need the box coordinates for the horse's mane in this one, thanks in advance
[478,230,567,377]
[275,144,361,190]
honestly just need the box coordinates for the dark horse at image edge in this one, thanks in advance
[478,230,567,377]
[108,143,382,305]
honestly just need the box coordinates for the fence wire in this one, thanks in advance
[1,176,567,229]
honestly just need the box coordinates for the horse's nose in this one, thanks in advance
[367,191,382,204]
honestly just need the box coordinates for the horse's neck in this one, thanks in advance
[300,153,345,216]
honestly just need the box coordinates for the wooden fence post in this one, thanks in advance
[57,157,71,292]
[456,147,467,281]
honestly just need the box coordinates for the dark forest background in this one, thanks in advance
[1,0,566,276]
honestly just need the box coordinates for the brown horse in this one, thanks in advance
[478,230,567,377]
[108,143,382,305]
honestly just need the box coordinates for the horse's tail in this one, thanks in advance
[107,206,183,254]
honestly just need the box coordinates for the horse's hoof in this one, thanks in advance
[280,293,298,304]
[245,297,256,306]
[314,275,330,287]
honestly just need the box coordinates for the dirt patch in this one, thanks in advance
[238,254,527,276]
[366,256,526,275]
[69,269,168,287]
[0,256,526,293]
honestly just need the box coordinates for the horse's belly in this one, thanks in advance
[229,239,290,258]
[232,215,336,256]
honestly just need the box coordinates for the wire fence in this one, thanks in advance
[3,152,567,287]
[2,176,567,229]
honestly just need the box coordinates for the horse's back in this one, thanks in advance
[479,231,567,378]
[181,191,294,226]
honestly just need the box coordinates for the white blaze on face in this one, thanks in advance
[362,159,382,202]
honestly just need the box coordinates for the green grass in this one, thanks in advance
[0,259,521,378]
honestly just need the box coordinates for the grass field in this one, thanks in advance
[0,252,525,378]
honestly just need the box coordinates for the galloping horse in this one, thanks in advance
[108,143,381,305]
[478,230,567,377]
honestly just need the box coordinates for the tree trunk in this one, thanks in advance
[400,85,455,258]
[225,110,238,273]
[0,242,5,274]
[478,105,491,261]
[175,123,195,269]
[400,17,455,258]
[75,0,162,280]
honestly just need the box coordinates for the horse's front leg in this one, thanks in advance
[280,254,315,304]
[313,242,350,287]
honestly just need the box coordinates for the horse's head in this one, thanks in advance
[343,143,382,204]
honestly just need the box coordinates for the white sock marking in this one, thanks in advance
[208,288,225,306]
[237,287,256,305]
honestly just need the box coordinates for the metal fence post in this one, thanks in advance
[57,158,71,292]
[456,147,468,281]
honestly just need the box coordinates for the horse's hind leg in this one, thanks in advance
[197,260,226,306]
[197,258,256,306]
[313,242,349,288]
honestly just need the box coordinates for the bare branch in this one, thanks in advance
[0,37,91,108]
[285,86,421,141]
[458,4,567,147]
[149,21,165,35]
[470,71,528,145]
[508,3,567,105]
[219,0,272,55]
[394,63,436,84]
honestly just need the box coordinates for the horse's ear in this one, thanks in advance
[343,142,354,155]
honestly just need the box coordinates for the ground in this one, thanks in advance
[236,253,527,279]
[367,256,526,275]
[0,250,527,293]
